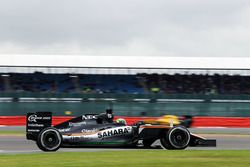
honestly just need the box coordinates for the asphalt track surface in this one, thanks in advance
[1,127,250,154]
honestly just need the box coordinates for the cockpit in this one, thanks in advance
[96,109,114,124]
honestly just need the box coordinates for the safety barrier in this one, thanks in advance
[2,94,250,117]
[1,116,250,127]
[191,117,250,128]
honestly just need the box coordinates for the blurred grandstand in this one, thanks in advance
[1,72,250,95]
[1,55,250,117]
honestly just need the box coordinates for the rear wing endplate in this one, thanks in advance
[26,112,52,141]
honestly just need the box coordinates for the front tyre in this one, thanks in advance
[37,127,62,152]
[160,126,190,150]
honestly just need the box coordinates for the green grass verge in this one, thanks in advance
[0,150,250,167]
[0,130,24,136]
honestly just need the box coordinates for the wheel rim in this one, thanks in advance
[169,128,190,148]
[41,129,61,150]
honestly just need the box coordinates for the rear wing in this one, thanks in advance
[26,112,52,141]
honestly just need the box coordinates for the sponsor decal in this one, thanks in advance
[28,123,44,127]
[81,128,98,133]
[69,121,86,127]
[70,136,83,141]
[63,134,97,141]
[82,115,96,120]
[28,114,51,122]
[98,127,131,138]
[107,114,112,118]
[58,128,71,132]
[27,129,40,132]
[28,114,40,122]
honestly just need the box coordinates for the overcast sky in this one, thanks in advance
[0,0,250,57]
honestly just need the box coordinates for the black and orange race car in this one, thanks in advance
[26,109,215,152]
[142,115,193,128]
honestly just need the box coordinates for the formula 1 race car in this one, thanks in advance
[26,110,216,151]
[142,115,193,128]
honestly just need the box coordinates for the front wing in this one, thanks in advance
[189,133,216,147]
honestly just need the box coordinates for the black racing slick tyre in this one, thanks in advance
[37,127,62,152]
[160,126,190,150]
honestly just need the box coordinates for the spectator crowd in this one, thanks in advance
[1,72,250,95]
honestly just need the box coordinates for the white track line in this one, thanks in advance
[0,150,41,154]
[195,127,227,129]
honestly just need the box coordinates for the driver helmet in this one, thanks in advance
[116,118,127,125]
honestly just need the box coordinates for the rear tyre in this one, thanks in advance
[160,126,190,150]
[37,127,62,152]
